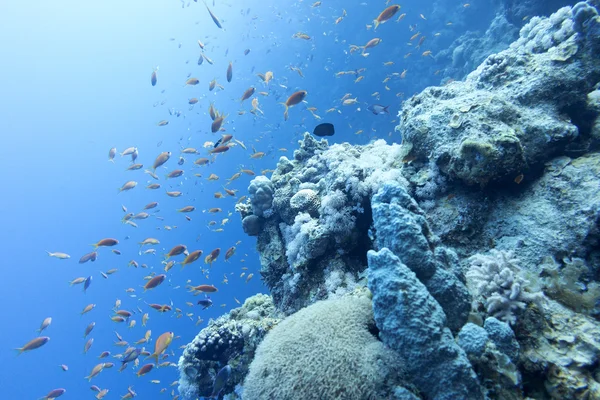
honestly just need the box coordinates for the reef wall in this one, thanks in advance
[180,3,600,399]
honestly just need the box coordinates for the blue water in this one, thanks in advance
[0,0,498,398]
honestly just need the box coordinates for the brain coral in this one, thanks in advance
[243,292,408,400]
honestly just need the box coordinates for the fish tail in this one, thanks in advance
[373,19,380,30]
[15,347,23,355]
[108,159,114,163]
[45,250,51,257]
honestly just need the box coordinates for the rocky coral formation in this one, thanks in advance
[368,248,482,400]
[177,294,281,399]
[422,150,600,274]
[438,13,520,81]
[239,135,406,314]
[178,4,600,400]
[400,3,600,187]
[371,181,472,332]
[518,299,600,399]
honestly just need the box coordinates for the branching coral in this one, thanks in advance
[467,249,544,325]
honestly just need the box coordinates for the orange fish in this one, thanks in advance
[281,90,307,120]
[181,250,203,267]
[189,284,218,293]
[374,5,400,30]
[146,332,174,365]
[144,274,166,291]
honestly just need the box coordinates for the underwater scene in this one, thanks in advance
[2,0,600,399]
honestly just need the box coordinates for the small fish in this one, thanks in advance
[189,284,218,293]
[197,296,213,309]
[79,252,98,264]
[16,336,50,355]
[144,274,166,291]
[92,238,118,249]
[181,250,203,267]
[241,87,255,102]
[367,104,390,115]
[374,5,400,30]
[146,331,174,365]
[83,276,92,293]
[69,277,86,286]
[313,122,334,137]
[185,78,200,86]
[361,38,382,56]
[280,90,307,120]
[226,61,233,82]
[37,317,52,334]
[81,304,96,315]
[84,338,94,354]
[153,152,171,171]
[46,251,70,259]
[85,363,105,381]
[118,181,137,193]
[108,147,117,162]
[202,0,222,29]
[151,67,158,86]
[39,388,66,400]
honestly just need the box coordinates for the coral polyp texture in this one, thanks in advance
[178,3,600,400]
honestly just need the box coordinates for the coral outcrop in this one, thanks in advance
[241,135,406,315]
[400,3,600,186]
[177,294,281,399]
[368,248,483,400]
[179,3,600,400]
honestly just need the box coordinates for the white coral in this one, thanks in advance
[467,250,544,325]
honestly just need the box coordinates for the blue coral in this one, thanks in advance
[368,248,483,400]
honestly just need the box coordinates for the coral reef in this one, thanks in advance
[458,318,523,399]
[371,181,471,332]
[540,256,600,315]
[368,248,483,400]
[243,290,409,400]
[438,13,519,80]
[178,4,600,400]
[399,2,600,187]
[518,300,600,399]
[467,249,545,325]
[177,294,281,399]
[240,134,406,314]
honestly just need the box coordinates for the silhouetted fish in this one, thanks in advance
[313,123,334,137]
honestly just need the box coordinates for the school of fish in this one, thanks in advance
[28,1,457,398]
